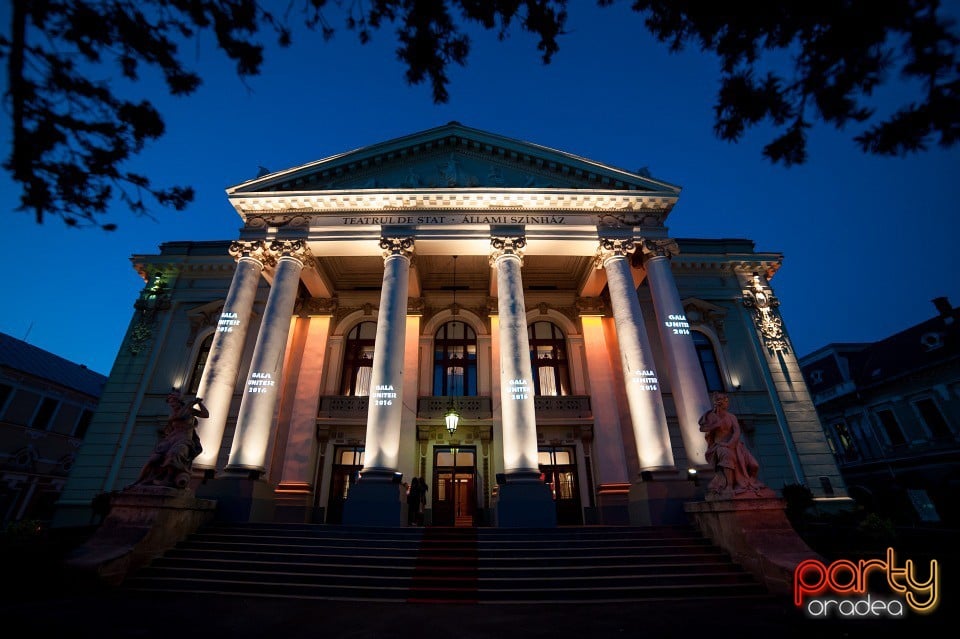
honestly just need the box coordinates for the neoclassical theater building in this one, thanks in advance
[53,123,844,528]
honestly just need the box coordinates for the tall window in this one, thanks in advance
[874,408,906,447]
[528,321,570,396]
[433,321,477,396]
[914,398,952,439]
[692,331,724,392]
[187,333,214,394]
[342,322,377,396]
[832,422,859,460]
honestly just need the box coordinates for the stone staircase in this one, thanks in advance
[123,523,772,603]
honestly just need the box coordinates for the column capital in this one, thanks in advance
[639,238,680,262]
[268,238,312,265]
[594,237,636,268]
[489,235,526,266]
[229,239,274,266]
[296,296,338,317]
[379,236,415,260]
[408,297,426,316]
[575,296,607,317]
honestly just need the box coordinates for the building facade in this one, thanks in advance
[800,297,960,526]
[1,332,105,524]
[52,124,842,528]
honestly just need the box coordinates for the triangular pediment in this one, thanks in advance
[227,122,680,195]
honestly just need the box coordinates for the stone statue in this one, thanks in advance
[698,392,767,499]
[130,390,207,490]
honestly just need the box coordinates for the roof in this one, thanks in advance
[801,299,960,392]
[0,332,108,398]
[227,122,682,195]
[851,303,960,387]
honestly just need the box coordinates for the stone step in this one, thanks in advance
[124,523,769,604]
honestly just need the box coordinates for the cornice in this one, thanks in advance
[228,189,676,219]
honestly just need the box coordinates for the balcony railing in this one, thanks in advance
[317,396,368,418]
[317,394,592,420]
[534,395,592,418]
[418,396,492,420]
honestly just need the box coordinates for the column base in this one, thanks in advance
[628,473,705,526]
[684,496,823,596]
[194,474,276,523]
[341,478,404,527]
[494,480,557,528]
[64,486,216,585]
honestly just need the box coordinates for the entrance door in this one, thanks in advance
[432,446,476,527]
[539,447,583,525]
[326,446,363,524]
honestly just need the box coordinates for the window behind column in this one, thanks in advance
[433,321,477,396]
[187,333,214,394]
[692,330,725,393]
[342,322,377,396]
[528,321,570,396]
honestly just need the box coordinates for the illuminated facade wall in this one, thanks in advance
[52,124,844,527]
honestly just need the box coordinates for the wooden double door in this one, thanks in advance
[432,446,476,527]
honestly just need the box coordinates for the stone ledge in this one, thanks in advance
[64,486,216,585]
[685,496,823,597]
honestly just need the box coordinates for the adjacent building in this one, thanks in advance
[800,297,960,526]
[51,123,843,528]
[0,332,105,524]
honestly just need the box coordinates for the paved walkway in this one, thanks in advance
[4,585,953,639]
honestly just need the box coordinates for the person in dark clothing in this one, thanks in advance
[406,477,421,525]
[417,479,428,526]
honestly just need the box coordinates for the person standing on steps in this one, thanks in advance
[407,477,421,526]
[418,477,428,526]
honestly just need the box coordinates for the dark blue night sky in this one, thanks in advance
[2,2,958,375]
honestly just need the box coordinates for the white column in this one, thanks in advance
[490,236,540,479]
[641,238,710,466]
[359,236,414,478]
[598,238,675,471]
[194,240,270,470]
[225,240,309,475]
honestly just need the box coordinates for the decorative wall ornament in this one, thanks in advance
[186,301,224,345]
[129,271,173,355]
[682,299,728,342]
[379,236,415,259]
[490,235,526,265]
[244,214,310,229]
[742,273,790,353]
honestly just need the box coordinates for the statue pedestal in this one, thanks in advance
[684,496,823,596]
[65,486,216,585]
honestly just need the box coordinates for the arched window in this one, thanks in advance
[528,321,570,396]
[692,330,724,393]
[433,321,477,396]
[341,322,377,396]
[187,333,214,394]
